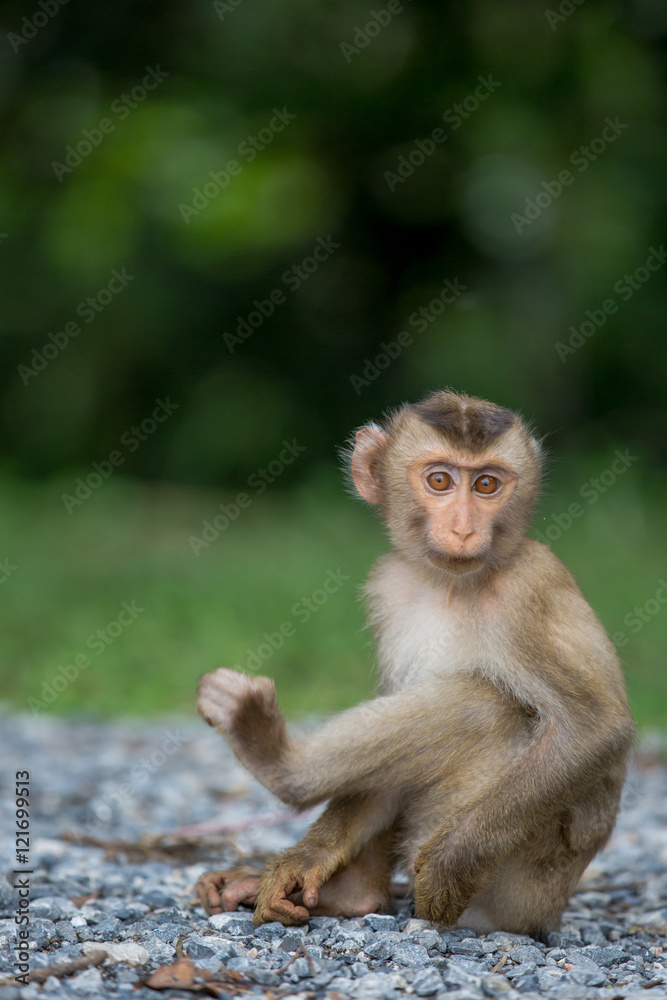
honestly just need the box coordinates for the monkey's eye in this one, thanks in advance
[473,475,500,495]
[426,471,452,492]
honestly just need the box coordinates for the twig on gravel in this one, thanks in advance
[0,949,107,986]
[490,952,508,974]
[60,830,236,863]
[171,808,319,838]
[275,944,316,975]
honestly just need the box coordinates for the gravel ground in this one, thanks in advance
[1,711,666,1000]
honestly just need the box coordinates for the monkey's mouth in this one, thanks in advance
[426,548,486,573]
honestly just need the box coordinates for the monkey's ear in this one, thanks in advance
[350,425,387,504]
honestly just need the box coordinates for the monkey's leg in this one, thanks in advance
[412,720,630,929]
[252,791,401,925]
[457,775,626,938]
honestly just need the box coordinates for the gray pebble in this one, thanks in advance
[481,972,514,995]
[364,914,399,932]
[254,920,286,940]
[412,967,444,995]
[392,941,430,966]
[55,919,79,943]
[3,715,667,1000]
[509,945,546,966]
[450,939,485,957]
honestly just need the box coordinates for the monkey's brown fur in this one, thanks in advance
[196,390,635,939]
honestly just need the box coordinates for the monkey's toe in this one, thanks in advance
[196,868,262,915]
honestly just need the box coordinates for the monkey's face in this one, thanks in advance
[406,451,518,574]
[349,395,542,579]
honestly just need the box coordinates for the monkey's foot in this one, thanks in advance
[196,866,262,915]
[414,845,480,927]
[253,854,392,926]
[197,667,278,733]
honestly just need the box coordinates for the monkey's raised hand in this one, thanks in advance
[197,667,290,787]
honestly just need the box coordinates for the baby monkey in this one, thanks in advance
[196,390,634,938]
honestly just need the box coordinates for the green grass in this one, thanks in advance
[1,458,665,727]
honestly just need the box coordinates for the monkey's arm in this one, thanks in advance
[197,666,513,807]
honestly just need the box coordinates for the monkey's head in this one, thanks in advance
[348,390,543,579]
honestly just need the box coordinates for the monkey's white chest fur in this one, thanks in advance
[367,556,499,693]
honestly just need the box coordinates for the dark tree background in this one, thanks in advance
[1,0,666,483]
[1,0,666,721]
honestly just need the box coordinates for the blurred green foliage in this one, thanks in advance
[0,0,665,721]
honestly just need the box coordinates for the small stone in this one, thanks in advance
[280,933,306,952]
[411,967,443,995]
[402,918,437,936]
[509,945,546,966]
[93,916,123,940]
[513,971,540,992]
[569,964,608,987]
[185,940,215,959]
[32,897,74,922]
[363,940,392,962]
[391,942,430,966]
[82,940,150,964]
[138,890,175,909]
[446,954,487,976]
[353,971,401,1000]
[566,949,605,971]
[255,920,286,940]
[55,919,78,944]
[248,967,281,986]
[481,972,514,996]
[288,956,314,978]
[364,914,398,933]
[583,945,627,966]
[68,967,104,992]
[31,918,58,947]
[208,913,255,936]
[505,961,537,979]
[450,939,484,957]
[546,931,581,948]
[417,929,443,951]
